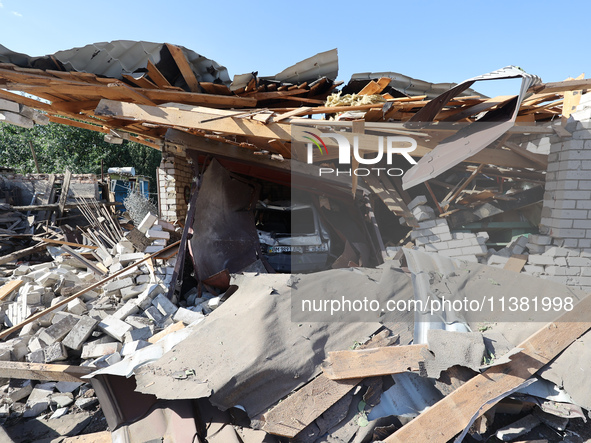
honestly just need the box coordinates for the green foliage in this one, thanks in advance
[0,122,161,193]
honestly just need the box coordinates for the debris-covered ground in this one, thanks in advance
[2,41,591,443]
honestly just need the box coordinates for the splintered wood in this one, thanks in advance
[323,344,427,380]
[384,294,591,443]
[262,330,396,438]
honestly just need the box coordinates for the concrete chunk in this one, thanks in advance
[66,298,87,315]
[24,382,55,418]
[62,317,99,351]
[49,392,74,408]
[137,212,158,234]
[27,349,45,363]
[37,272,59,287]
[55,381,81,393]
[152,293,178,317]
[119,253,145,264]
[104,277,134,294]
[125,315,155,329]
[44,342,68,363]
[8,379,33,402]
[124,326,153,343]
[144,306,166,324]
[120,284,147,301]
[98,316,133,342]
[112,300,140,321]
[38,316,79,345]
[136,284,164,309]
[28,336,46,353]
[81,341,122,359]
[408,195,428,211]
[146,229,170,240]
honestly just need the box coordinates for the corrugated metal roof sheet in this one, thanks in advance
[0,40,231,86]
[349,71,486,99]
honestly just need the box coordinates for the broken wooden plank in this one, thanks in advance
[0,361,93,382]
[503,255,527,273]
[446,164,485,206]
[0,242,47,266]
[263,330,395,438]
[503,142,548,169]
[122,73,158,89]
[363,174,420,227]
[35,238,99,250]
[562,73,585,119]
[61,245,106,276]
[358,77,392,96]
[273,106,313,122]
[146,60,172,88]
[529,78,591,94]
[384,294,591,443]
[267,139,292,159]
[56,169,72,223]
[323,344,427,380]
[165,43,200,93]
[424,181,444,214]
[148,321,185,343]
[95,99,292,141]
[0,240,181,340]
[0,280,23,302]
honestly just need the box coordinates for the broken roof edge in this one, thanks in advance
[349,71,487,100]
[231,48,339,90]
[0,40,232,86]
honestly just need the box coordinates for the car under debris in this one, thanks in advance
[256,200,332,273]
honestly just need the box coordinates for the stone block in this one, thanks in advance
[104,277,135,294]
[38,316,79,345]
[527,255,555,266]
[62,317,99,351]
[120,284,148,301]
[408,195,428,211]
[81,341,122,359]
[152,294,178,317]
[66,298,87,316]
[98,316,133,342]
[44,342,68,363]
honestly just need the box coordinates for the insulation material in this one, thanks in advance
[324,92,386,108]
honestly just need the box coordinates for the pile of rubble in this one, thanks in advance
[4,41,591,442]
[0,208,229,433]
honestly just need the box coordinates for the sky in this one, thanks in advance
[0,1,589,98]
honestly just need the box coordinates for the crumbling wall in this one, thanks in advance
[157,152,193,222]
[538,99,591,252]
[405,196,489,263]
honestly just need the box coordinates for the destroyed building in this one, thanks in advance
[0,40,590,442]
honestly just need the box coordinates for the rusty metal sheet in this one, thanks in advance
[402,66,541,189]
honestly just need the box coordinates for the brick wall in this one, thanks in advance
[538,101,591,251]
[157,152,194,222]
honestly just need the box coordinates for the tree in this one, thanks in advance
[0,122,162,194]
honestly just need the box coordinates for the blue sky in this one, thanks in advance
[0,1,588,98]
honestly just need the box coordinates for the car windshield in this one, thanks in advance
[256,207,316,235]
